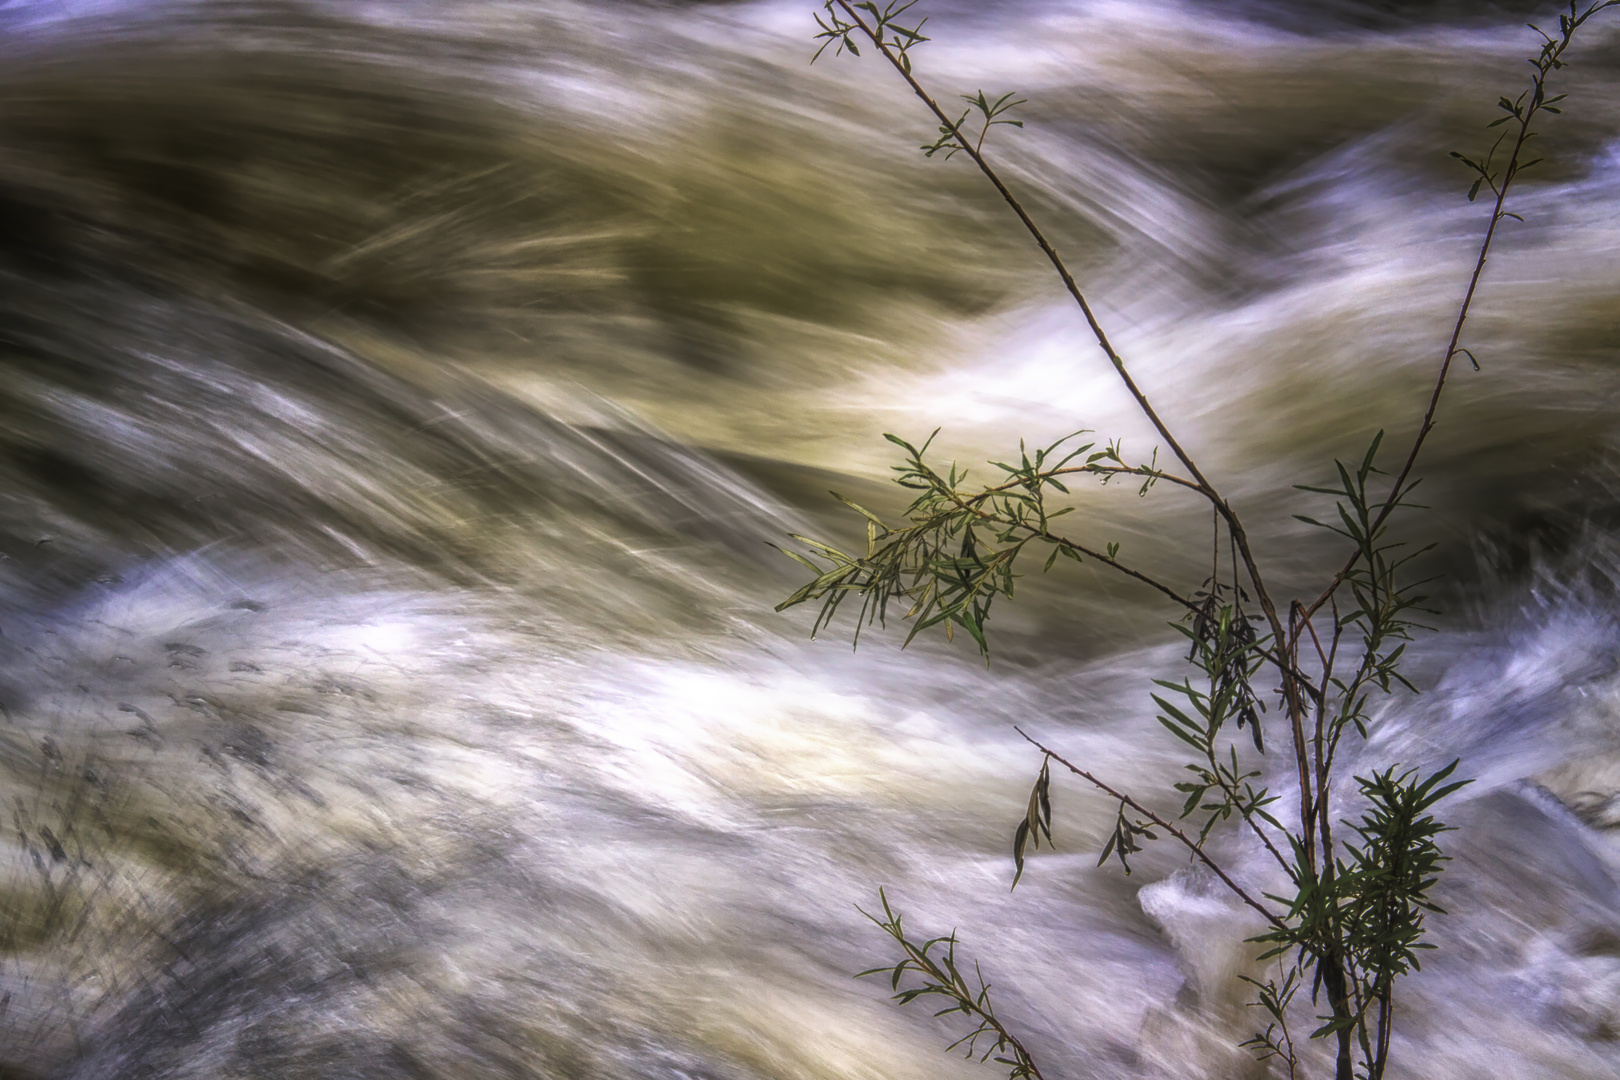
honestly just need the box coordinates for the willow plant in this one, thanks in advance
[775,3,1619,1079]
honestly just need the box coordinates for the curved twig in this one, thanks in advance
[831,0,1314,845]
[1016,727,1287,931]
[1303,6,1602,624]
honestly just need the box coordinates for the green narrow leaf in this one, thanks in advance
[1156,716,1207,751]
[831,492,888,528]
[1011,818,1030,888]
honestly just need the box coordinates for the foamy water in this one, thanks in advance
[1,2,1619,1078]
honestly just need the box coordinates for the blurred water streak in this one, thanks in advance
[1,2,1619,1078]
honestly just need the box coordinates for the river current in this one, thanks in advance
[1,1,1619,1077]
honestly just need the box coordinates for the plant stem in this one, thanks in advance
[1303,8,1593,625]
[1016,728,1287,932]
[832,0,1207,494]
[834,2,1319,854]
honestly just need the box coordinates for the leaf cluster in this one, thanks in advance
[813,1,929,70]
[1011,756,1051,888]
[773,429,1164,661]
[1181,583,1267,747]
[1249,762,1470,1073]
[856,889,1043,1080]
[1296,432,1432,756]
[810,0,1027,161]
[923,90,1027,160]
[1238,966,1300,1080]
[1074,602,1289,882]
[1095,798,1159,876]
[1156,644,1282,843]
[1451,1,1618,209]
[1336,762,1470,987]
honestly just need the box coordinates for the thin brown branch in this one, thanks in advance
[943,491,1326,698]
[1372,983,1394,1080]
[1207,761,1293,874]
[973,463,1202,497]
[1279,606,1317,871]
[942,482,1199,611]
[836,0,1312,831]
[890,935,1048,1080]
[1313,600,1344,855]
[1045,533,1196,610]
[1302,605,1332,685]
[1073,464,1203,492]
[834,0,1211,495]
[1303,16,1590,624]
[1016,727,1288,931]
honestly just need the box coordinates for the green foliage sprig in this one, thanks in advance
[1451,1,1617,213]
[770,429,1190,660]
[813,1,929,70]
[778,3,1618,1079]
[923,91,1027,160]
[1239,963,1302,1080]
[1249,762,1470,1076]
[1011,755,1051,888]
[856,888,1046,1080]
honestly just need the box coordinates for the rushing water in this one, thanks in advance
[2,1,1620,1077]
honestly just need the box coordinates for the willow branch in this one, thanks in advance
[1206,754,1294,874]
[941,483,1199,611]
[834,0,1208,493]
[1017,728,1287,931]
[937,488,1324,698]
[840,2,1319,836]
[1075,464,1203,493]
[973,463,1202,497]
[1303,8,1600,623]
